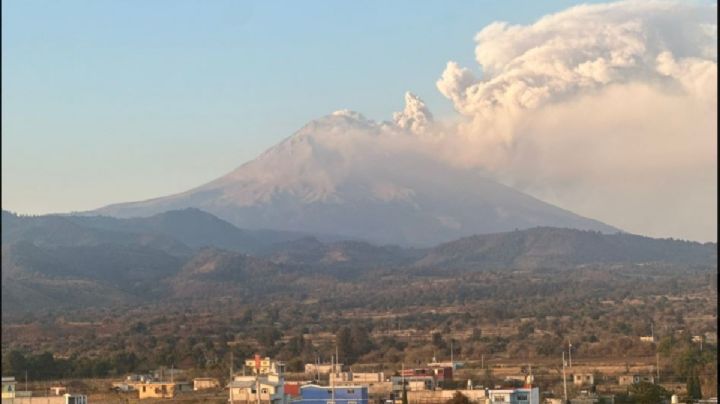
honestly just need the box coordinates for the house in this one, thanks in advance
[573,373,595,386]
[247,356,287,375]
[137,381,179,399]
[2,377,17,400]
[284,382,302,399]
[193,377,220,391]
[427,360,464,370]
[569,391,615,404]
[639,336,655,343]
[406,389,486,403]
[330,372,353,384]
[229,356,288,404]
[330,372,386,385]
[6,394,87,404]
[228,377,287,404]
[391,376,435,396]
[111,382,136,392]
[176,382,192,392]
[486,387,540,404]
[305,363,344,375]
[350,372,385,383]
[126,374,154,383]
[297,384,369,404]
[618,375,654,386]
[50,386,67,396]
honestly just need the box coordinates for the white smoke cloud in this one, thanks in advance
[429,0,717,241]
[392,92,435,134]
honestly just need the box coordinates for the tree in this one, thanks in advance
[517,322,534,339]
[432,333,447,350]
[446,391,470,404]
[687,372,702,400]
[2,350,27,377]
[337,327,354,363]
[629,381,669,404]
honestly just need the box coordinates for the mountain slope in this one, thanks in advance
[2,209,314,255]
[94,108,618,246]
[416,227,717,269]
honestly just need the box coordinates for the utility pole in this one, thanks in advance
[562,352,568,404]
[331,355,336,404]
[230,352,234,403]
[401,362,405,395]
[255,354,261,404]
[568,341,572,368]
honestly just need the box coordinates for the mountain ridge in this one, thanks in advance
[92,106,620,246]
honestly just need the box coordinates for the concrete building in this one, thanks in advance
[297,384,369,404]
[427,360,464,370]
[137,381,179,399]
[227,355,290,404]
[573,373,595,386]
[569,391,615,404]
[305,363,343,375]
[2,378,17,400]
[50,386,67,396]
[486,387,540,404]
[403,388,538,404]
[330,372,385,385]
[4,395,87,404]
[193,377,220,391]
[228,377,286,404]
[407,389,486,404]
[247,357,287,375]
[391,376,435,396]
[618,375,654,386]
[230,356,288,404]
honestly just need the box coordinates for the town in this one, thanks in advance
[2,347,716,404]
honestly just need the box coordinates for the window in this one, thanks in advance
[347,389,355,394]
[516,394,528,400]
[262,388,268,394]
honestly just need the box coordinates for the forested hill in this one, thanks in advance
[416,227,717,269]
[1,210,716,314]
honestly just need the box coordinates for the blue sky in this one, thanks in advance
[2,0,609,214]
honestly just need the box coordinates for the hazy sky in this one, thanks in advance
[2,0,607,214]
[2,0,716,242]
